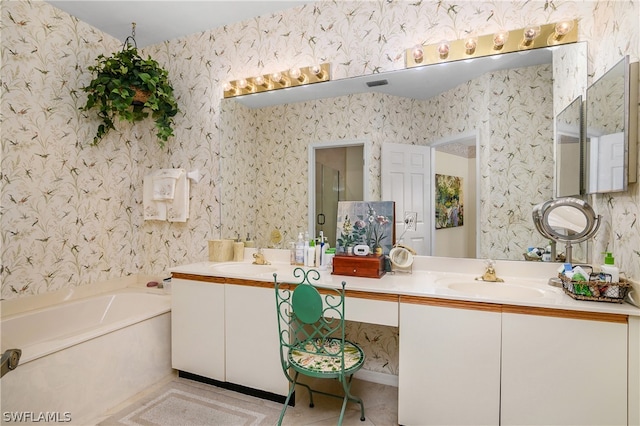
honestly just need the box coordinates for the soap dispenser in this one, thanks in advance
[601,252,619,283]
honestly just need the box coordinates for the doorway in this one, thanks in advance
[309,141,369,247]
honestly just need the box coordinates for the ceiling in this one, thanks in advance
[46,1,313,47]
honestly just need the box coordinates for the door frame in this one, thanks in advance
[308,139,372,239]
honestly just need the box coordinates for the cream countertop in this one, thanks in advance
[170,248,640,317]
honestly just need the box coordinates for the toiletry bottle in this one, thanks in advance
[303,231,310,266]
[295,232,305,265]
[601,252,619,282]
[306,239,316,267]
[244,233,255,248]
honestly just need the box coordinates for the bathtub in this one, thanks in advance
[1,288,172,425]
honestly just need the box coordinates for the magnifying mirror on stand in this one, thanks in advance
[532,197,601,285]
[389,212,418,273]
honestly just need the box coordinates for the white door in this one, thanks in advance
[596,132,625,192]
[381,142,431,255]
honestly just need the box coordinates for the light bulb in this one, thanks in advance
[412,44,424,63]
[464,37,477,54]
[437,40,450,58]
[289,68,301,79]
[523,25,540,42]
[237,78,248,89]
[493,30,509,48]
[555,20,574,37]
[271,72,283,83]
[254,75,264,86]
[223,81,233,92]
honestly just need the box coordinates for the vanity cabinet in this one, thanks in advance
[225,283,288,396]
[171,277,288,397]
[399,298,629,426]
[171,278,226,381]
[501,311,627,425]
[399,300,502,425]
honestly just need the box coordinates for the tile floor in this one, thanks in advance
[96,373,398,425]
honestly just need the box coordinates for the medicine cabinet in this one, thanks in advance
[584,56,639,193]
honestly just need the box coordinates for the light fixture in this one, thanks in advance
[405,20,578,68]
[437,40,450,58]
[223,63,331,99]
[492,30,509,49]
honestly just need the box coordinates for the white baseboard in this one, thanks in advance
[354,369,398,387]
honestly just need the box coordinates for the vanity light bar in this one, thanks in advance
[405,20,578,68]
[223,63,331,99]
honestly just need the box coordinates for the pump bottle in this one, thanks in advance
[601,252,619,283]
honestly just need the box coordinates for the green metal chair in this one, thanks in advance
[274,268,366,425]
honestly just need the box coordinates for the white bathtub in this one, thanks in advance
[1,288,172,425]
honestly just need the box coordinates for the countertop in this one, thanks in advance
[170,249,640,317]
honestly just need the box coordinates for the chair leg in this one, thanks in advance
[340,374,366,422]
[279,371,318,426]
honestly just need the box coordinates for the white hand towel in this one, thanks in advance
[143,172,167,221]
[153,169,183,200]
[167,169,189,222]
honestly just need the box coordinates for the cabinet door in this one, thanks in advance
[501,312,627,425]
[171,278,225,381]
[225,284,289,396]
[398,302,501,425]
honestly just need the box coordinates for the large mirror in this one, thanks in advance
[219,42,588,261]
[585,56,639,193]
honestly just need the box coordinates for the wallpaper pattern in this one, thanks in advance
[2,0,639,376]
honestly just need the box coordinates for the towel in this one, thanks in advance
[143,169,189,222]
[143,172,167,221]
[153,169,183,200]
[166,170,189,222]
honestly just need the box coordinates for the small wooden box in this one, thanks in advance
[332,254,386,279]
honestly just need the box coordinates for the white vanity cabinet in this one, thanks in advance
[224,283,288,396]
[501,311,627,425]
[171,278,226,381]
[398,298,629,426]
[399,299,502,425]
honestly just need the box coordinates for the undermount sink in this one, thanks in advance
[446,281,545,299]
[210,263,277,276]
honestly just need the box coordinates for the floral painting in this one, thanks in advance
[435,175,464,229]
[336,201,395,255]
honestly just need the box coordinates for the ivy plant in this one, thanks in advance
[81,46,179,148]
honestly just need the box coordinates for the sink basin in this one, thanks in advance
[446,281,545,299]
[210,263,277,277]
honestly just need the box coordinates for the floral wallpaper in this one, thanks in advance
[2,0,639,376]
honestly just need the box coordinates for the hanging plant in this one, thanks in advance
[81,25,179,148]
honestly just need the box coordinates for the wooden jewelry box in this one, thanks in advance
[332,254,386,279]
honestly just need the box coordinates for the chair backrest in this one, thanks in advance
[274,268,348,374]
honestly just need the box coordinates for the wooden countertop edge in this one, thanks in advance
[171,272,628,323]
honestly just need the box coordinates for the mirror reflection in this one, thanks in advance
[555,96,582,197]
[585,56,637,193]
[219,43,587,261]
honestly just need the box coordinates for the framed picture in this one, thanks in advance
[336,201,395,255]
[435,174,464,229]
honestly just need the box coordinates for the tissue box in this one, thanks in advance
[332,254,385,279]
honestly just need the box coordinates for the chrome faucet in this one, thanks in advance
[476,260,504,282]
[252,249,271,265]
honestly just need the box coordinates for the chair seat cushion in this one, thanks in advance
[289,338,364,376]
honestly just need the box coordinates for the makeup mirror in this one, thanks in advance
[532,197,600,263]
